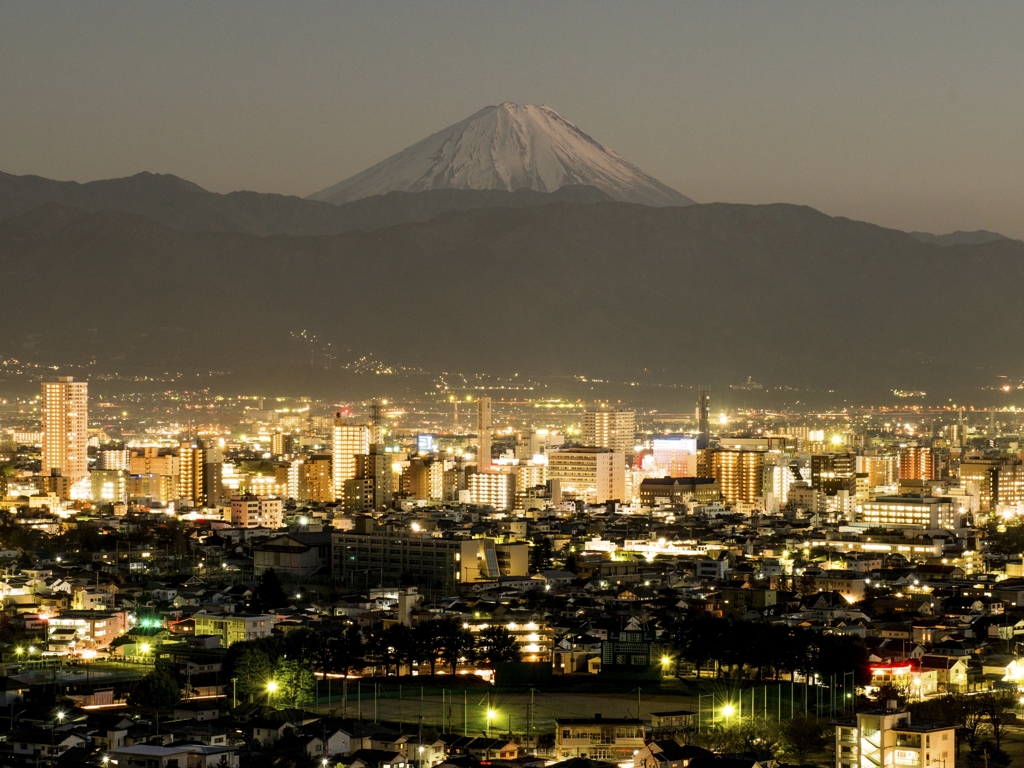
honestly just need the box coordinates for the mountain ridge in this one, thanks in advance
[0,170,614,237]
[4,198,1023,401]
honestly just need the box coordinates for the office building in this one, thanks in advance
[859,496,958,529]
[650,437,697,477]
[332,525,528,588]
[477,396,492,469]
[41,377,88,482]
[638,477,720,506]
[332,418,369,500]
[548,447,626,504]
[582,410,636,455]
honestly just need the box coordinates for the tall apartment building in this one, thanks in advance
[703,448,766,505]
[548,447,626,504]
[857,454,899,488]
[343,447,394,512]
[477,396,492,470]
[41,377,89,481]
[230,494,284,529]
[97,447,128,471]
[402,457,445,501]
[582,410,636,455]
[466,469,516,510]
[270,432,294,457]
[811,452,857,495]
[960,456,1024,512]
[332,417,369,500]
[177,441,223,507]
[301,454,334,502]
[130,447,180,478]
[898,446,935,481]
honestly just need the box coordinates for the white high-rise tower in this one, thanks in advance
[41,376,88,481]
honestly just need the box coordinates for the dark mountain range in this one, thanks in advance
[0,170,611,236]
[2,198,1022,400]
[909,229,1016,247]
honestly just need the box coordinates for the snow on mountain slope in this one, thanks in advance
[309,103,694,207]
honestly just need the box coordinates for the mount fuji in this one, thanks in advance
[309,102,694,207]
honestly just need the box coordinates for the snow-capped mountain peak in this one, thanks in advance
[309,102,694,207]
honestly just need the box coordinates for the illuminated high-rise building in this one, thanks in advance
[811,452,857,495]
[270,432,294,457]
[548,447,626,504]
[177,440,223,506]
[302,454,334,503]
[960,457,1024,512]
[332,416,370,500]
[707,449,766,505]
[857,454,899,488]
[41,377,88,481]
[898,446,935,481]
[582,410,636,455]
[477,397,493,470]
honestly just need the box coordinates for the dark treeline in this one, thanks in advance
[665,614,870,683]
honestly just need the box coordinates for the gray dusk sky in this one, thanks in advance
[2,2,1023,237]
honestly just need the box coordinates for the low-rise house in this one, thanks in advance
[108,743,239,768]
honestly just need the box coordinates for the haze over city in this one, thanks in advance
[2,4,1024,768]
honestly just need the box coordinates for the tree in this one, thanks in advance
[382,623,415,676]
[233,646,273,702]
[257,568,288,610]
[979,689,1018,751]
[781,716,827,765]
[335,623,366,677]
[873,682,911,709]
[128,666,180,710]
[414,621,446,676]
[273,658,316,708]
[437,618,475,674]
[476,625,522,668]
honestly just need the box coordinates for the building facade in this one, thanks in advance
[41,377,89,482]
[582,410,636,455]
[548,448,626,504]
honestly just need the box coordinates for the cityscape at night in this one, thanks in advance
[3,3,1024,767]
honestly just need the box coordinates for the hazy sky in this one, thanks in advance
[3,2,1023,236]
